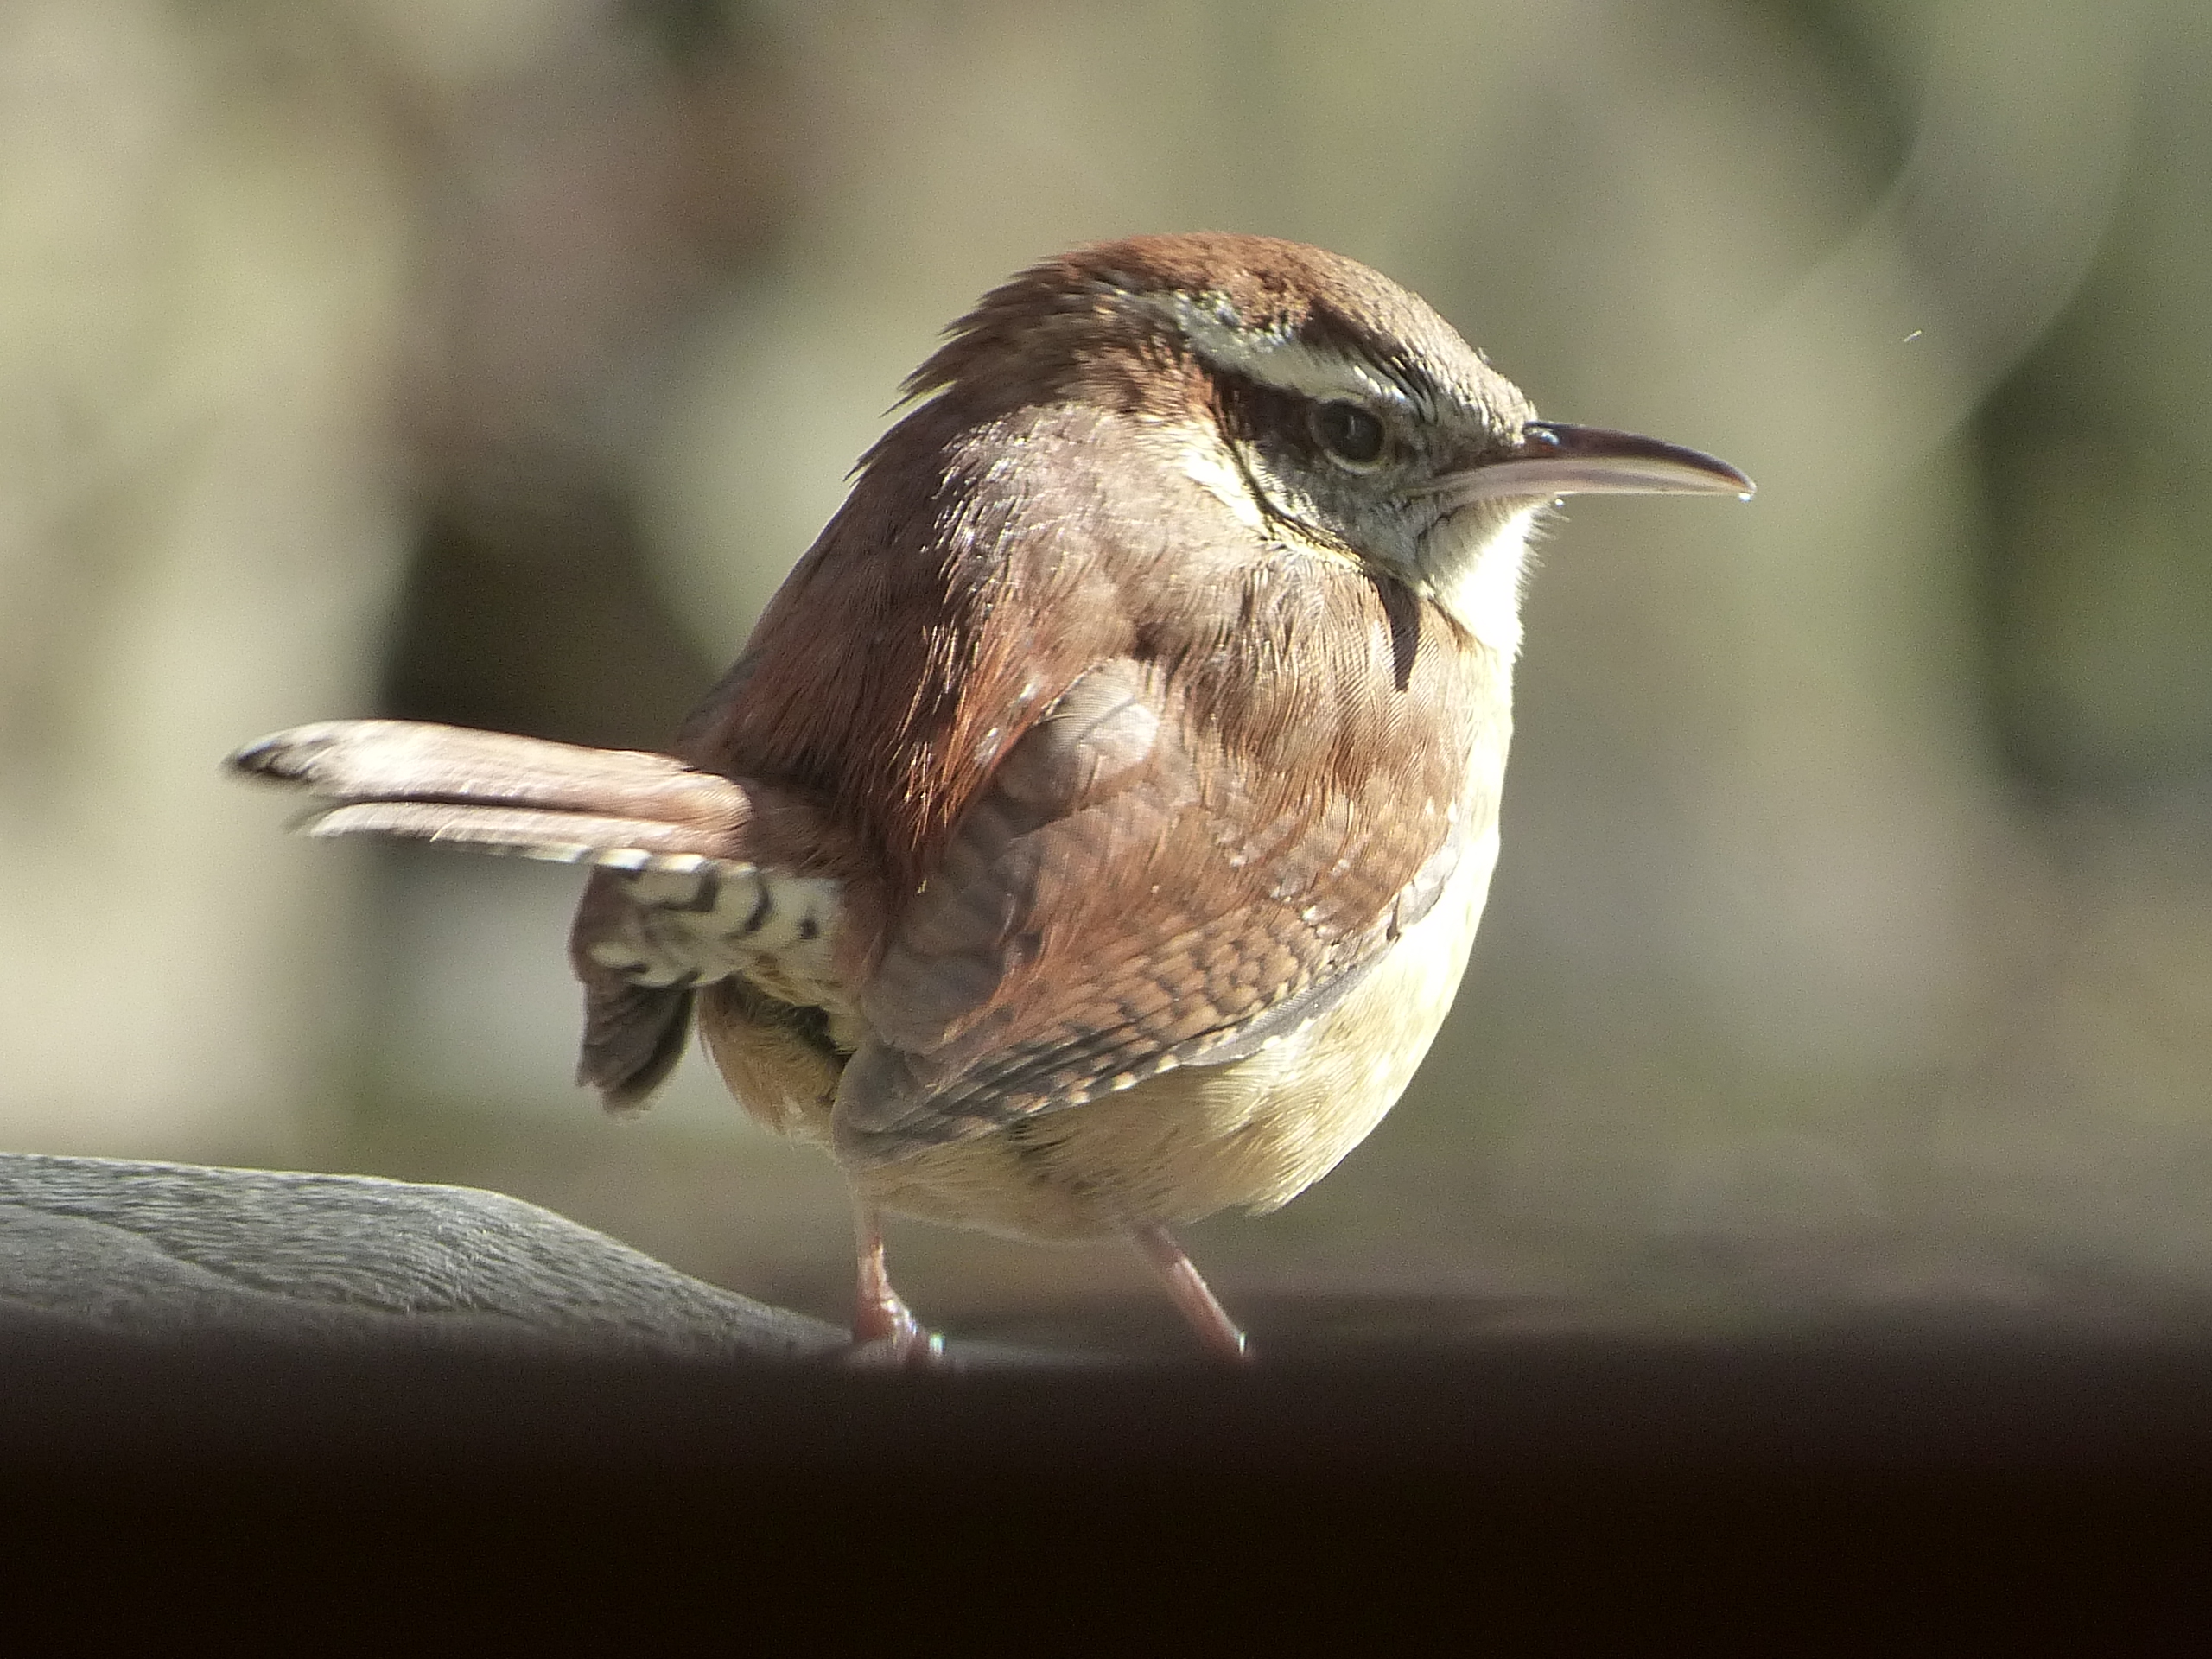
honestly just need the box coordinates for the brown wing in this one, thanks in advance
[832,533,1502,1166]
[828,657,1478,1164]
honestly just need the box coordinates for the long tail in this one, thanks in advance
[226,719,752,868]
[229,719,764,1112]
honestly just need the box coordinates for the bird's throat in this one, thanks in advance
[1419,503,1543,658]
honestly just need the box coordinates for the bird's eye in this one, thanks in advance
[1312,401,1386,467]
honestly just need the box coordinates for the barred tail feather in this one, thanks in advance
[231,717,846,1116]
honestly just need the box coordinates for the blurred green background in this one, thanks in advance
[3,0,2207,1345]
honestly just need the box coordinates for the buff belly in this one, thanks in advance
[844,826,1501,1242]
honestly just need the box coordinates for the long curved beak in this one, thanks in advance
[1425,421,1754,506]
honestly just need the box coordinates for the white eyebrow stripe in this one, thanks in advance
[1128,290,1415,411]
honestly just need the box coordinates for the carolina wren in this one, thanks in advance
[232,234,1750,1362]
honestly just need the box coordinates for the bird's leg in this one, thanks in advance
[1131,1224,1252,1363]
[846,1199,945,1366]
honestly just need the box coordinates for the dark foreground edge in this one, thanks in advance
[5,1325,2212,1640]
[3,1151,2209,1636]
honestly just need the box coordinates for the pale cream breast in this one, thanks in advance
[852,823,1501,1242]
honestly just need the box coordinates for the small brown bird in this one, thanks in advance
[231,234,1750,1361]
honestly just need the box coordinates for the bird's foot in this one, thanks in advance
[843,1290,949,1370]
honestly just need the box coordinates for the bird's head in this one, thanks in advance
[895,232,1751,653]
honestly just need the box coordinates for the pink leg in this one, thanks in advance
[1131,1224,1252,1363]
[848,1200,944,1366]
